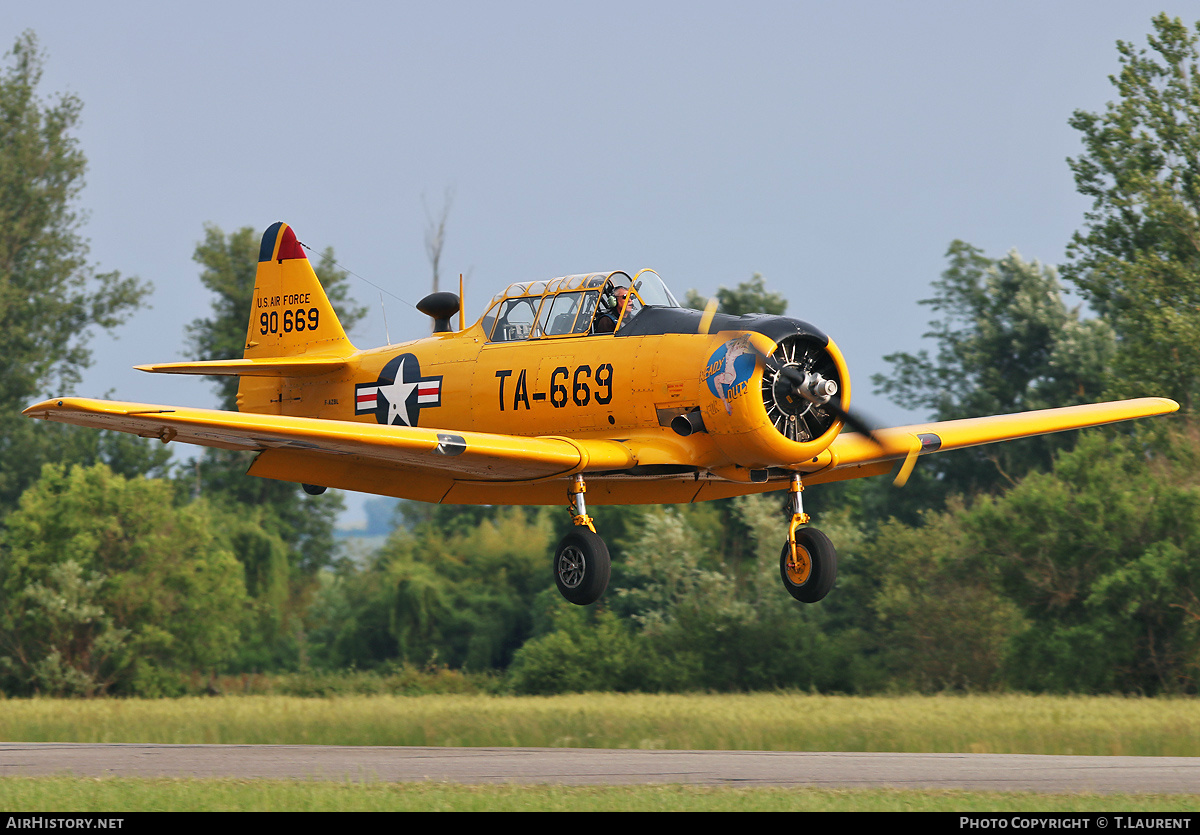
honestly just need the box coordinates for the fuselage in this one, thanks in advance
[237,304,853,505]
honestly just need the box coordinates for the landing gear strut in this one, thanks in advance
[549,472,836,605]
[780,474,837,602]
[553,475,611,605]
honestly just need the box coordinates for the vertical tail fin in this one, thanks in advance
[237,222,356,414]
[245,222,356,359]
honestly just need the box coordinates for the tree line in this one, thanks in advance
[2,15,1200,696]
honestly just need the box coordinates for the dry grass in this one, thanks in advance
[2,692,1198,756]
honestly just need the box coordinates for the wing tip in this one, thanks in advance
[22,397,70,418]
[1131,396,1182,416]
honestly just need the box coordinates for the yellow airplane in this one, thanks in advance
[24,222,1179,606]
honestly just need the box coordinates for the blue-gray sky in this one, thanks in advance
[3,1,1186,520]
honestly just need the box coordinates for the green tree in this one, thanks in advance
[684,273,787,316]
[1063,14,1200,411]
[0,464,248,695]
[308,507,557,672]
[182,224,368,599]
[506,600,656,694]
[866,508,1026,691]
[0,32,157,511]
[960,432,1200,693]
[872,241,1115,500]
[12,559,129,697]
[218,510,293,670]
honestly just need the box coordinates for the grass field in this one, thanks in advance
[3,693,1198,811]
[2,692,1199,756]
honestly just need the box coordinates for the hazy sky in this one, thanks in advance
[4,1,1187,520]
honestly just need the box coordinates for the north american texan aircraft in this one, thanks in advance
[24,222,1179,605]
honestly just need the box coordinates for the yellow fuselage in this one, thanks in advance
[237,316,852,506]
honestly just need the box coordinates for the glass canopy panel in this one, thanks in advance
[539,291,586,336]
[481,301,499,339]
[532,292,556,337]
[572,290,600,333]
[489,296,541,342]
[631,269,680,307]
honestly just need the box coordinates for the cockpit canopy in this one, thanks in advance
[480,269,680,343]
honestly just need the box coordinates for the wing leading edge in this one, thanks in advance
[22,398,636,499]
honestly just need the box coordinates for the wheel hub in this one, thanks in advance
[557,546,586,589]
[784,543,812,585]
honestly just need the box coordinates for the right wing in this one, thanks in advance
[813,397,1179,484]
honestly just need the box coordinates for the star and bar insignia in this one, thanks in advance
[355,353,442,427]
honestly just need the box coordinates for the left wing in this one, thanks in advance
[811,397,1179,485]
[22,397,636,501]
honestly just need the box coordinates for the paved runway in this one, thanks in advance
[2,743,1198,793]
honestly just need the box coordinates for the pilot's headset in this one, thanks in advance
[600,281,618,312]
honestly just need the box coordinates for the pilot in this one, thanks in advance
[593,285,630,334]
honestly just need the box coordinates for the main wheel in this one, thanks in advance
[780,527,837,603]
[554,529,611,605]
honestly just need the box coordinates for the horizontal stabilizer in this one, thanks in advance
[136,357,348,378]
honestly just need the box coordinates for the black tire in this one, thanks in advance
[779,527,837,603]
[554,529,611,605]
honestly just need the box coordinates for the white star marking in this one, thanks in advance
[375,358,419,426]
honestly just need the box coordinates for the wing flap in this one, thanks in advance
[824,397,1179,471]
[23,397,636,482]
